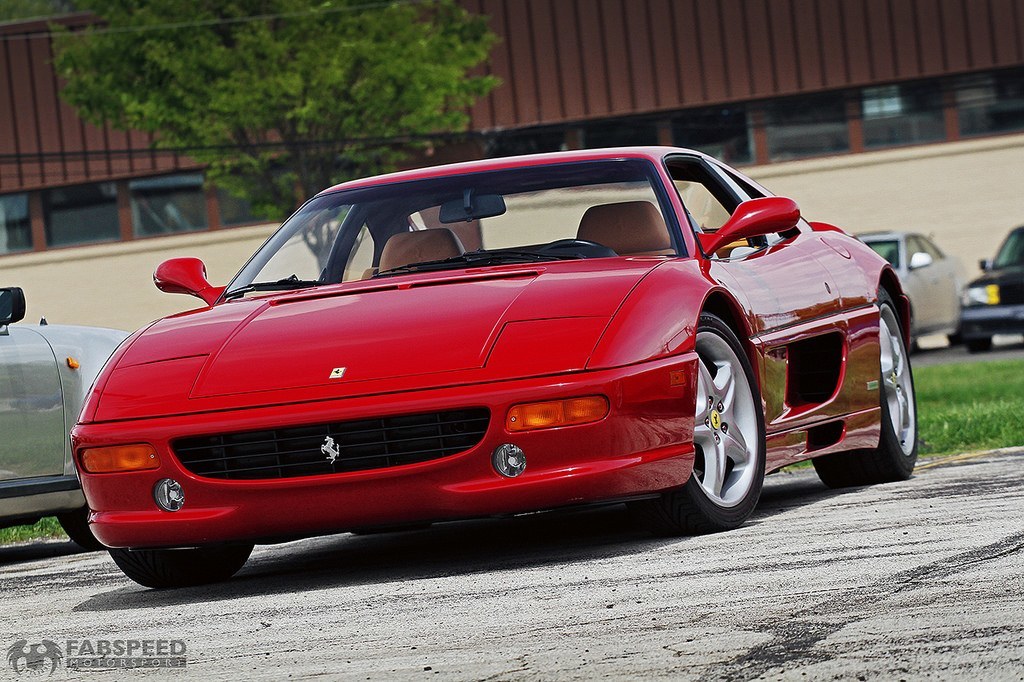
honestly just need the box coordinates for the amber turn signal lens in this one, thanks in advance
[986,284,1001,305]
[80,444,160,473]
[506,396,609,432]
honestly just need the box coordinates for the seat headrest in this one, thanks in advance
[378,228,466,272]
[577,201,672,256]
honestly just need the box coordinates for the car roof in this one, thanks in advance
[316,146,708,196]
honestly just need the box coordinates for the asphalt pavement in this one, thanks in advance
[2,449,1023,680]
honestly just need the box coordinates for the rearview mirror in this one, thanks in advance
[438,191,506,223]
[979,258,992,271]
[697,197,801,256]
[0,287,27,327]
[154,258,224,306]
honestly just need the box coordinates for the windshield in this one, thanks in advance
[864,238,901,267]
[993,229,1024,268]
[225,160,675,297]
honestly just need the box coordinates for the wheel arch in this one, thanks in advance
[701,290,758,374]
[878,267,911,346]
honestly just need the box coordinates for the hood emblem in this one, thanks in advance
[321,436,340,464]
[329,367,347,379]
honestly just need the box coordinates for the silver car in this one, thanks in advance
[859,231,967,346]
[1,287,127,549]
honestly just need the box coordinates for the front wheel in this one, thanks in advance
[813,290,918,487]
[632,313,766,535]
[109,544,254,589]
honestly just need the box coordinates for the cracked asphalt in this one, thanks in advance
[2,449,1023,681]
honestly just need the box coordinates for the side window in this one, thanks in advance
[668,157,775,259]
[674,180,732,232]
[918,236,944,260]
[906,235,937,265]
[720,166,767,199]
[668,161,738,234]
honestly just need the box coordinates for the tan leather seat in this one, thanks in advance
[577,201,673,256]
[378,228,466,272]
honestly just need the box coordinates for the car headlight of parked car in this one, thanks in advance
[963,284,1000,306]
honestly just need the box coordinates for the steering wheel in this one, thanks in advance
[539,239,618,257]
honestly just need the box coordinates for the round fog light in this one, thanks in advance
[154,478,185,512]
[493,444,527,478]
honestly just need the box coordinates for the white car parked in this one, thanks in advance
[858,231,967,346]
[1,286,127,548]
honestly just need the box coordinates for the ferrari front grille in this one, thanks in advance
[172,408,490,480]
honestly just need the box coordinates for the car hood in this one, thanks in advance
[967,264,1024,288]
[90,259,666,421]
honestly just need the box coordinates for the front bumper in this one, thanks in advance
[73,354,697,549]
[960,304,1024,339]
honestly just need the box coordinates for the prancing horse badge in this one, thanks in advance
[329,367,347,379]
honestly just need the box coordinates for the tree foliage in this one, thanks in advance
[0,0,75,22]
[53,0,497,218]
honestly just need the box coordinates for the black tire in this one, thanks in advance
[632,313,766,535]
[813,289,918,488]
[966,337,992,353]
[109,544,254,589]
[57,507,104,551]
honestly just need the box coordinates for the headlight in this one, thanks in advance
[963,284,1000,306]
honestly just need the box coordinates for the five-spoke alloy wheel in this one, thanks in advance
[633,313,766,535]
[692,327,760,508]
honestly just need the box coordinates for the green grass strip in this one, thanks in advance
[0,517,67,545]
[915,358,1024,455]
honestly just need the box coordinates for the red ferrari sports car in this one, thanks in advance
[72,147,917,588]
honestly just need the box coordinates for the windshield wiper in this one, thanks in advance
[374,250,581,278]
[223,275,321,300]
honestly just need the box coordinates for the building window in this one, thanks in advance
[583,119,659,148]
[42,182,119,248]
[764,93,849,161]
[485,127,567,158]
[216,188,263,227]
[862,83,944,149]
[130,173,208,237]
[957,68,1024,137]
[0,194,32,255]
[672,106,753,165]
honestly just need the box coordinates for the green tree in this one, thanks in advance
[53,0,497,218]
[0,0,75,22]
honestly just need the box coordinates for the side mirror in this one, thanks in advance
[697,197,801,256]
[979,259,992,271]
[154,258,224,306]
[908,252,933,270]
[0,287,27,327]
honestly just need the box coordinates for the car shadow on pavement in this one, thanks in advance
[0,540,88,566]
[73,470,853,613]
[755,469,845,518]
